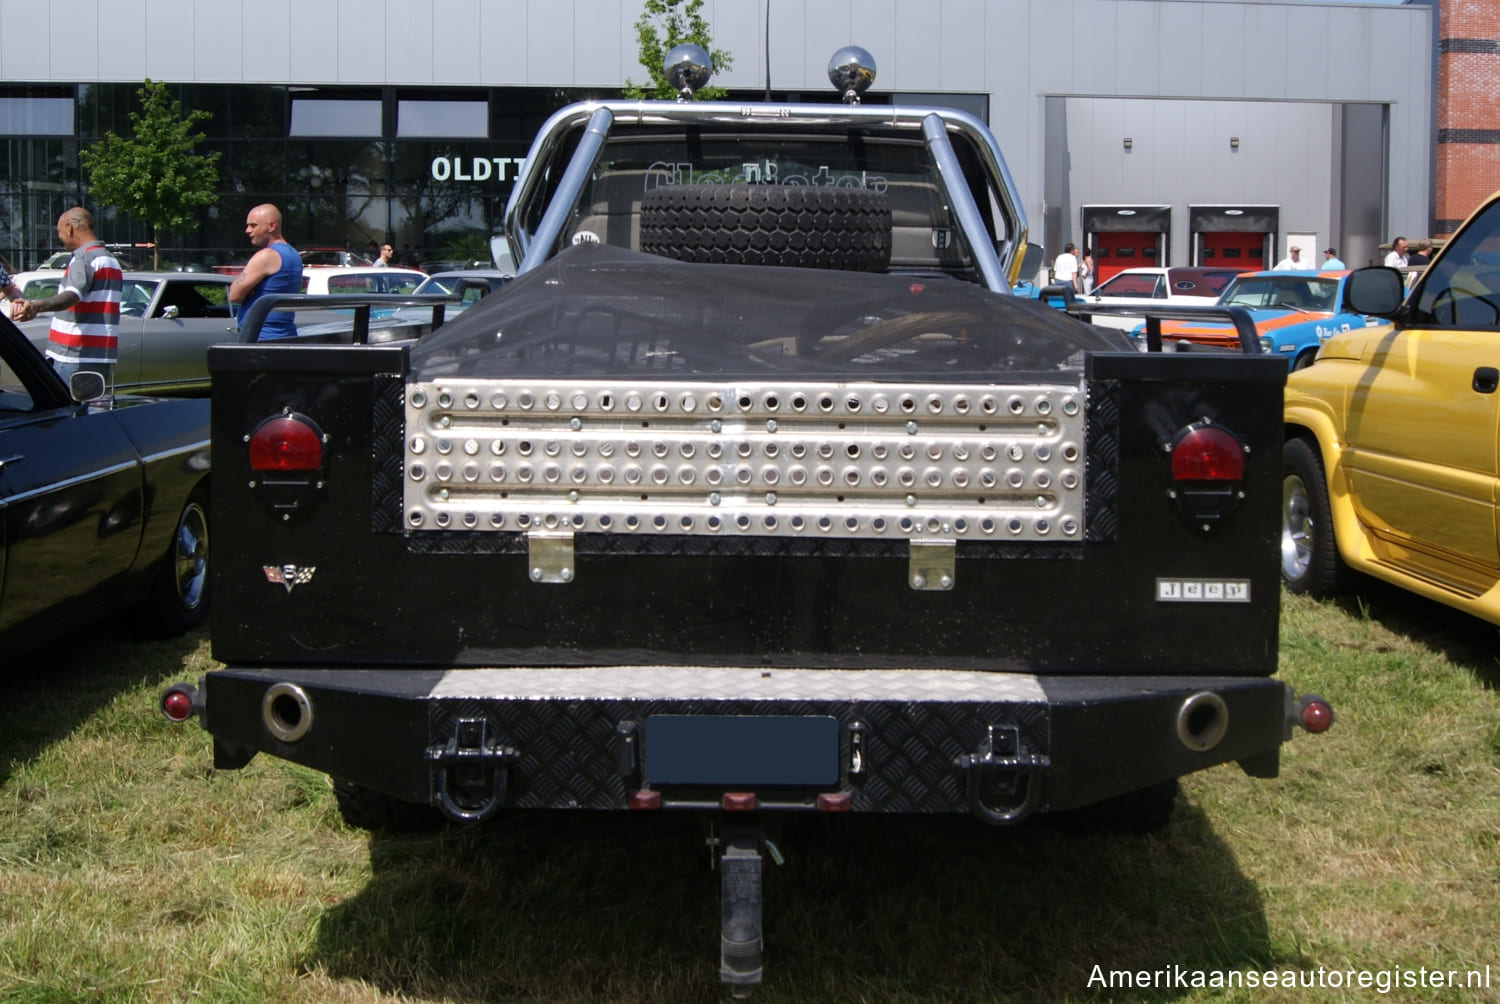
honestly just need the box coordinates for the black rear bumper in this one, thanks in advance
[196,666,1294,823]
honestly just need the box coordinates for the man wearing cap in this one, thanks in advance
[1275,245,1312,270]
[1320,247,1346,271]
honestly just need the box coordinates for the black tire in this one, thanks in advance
[138,483,210,637]
[639,184,892,272]
[1050,781,1179,835]
[1292,349,1318,371]
[333,778,447,832]
[1281,436,1347,597]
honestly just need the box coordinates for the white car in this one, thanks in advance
[301,265,426,295]
[8,270,64,299]
[1078,266,1244,329]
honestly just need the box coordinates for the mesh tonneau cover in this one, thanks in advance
[410,243,1130,382]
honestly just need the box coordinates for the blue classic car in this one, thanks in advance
[0,315,211,662]
[1136,270,1381,369]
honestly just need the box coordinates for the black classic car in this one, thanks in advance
[0,313,211,663]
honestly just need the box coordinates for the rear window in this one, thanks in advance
[529,127,1009,280]
[1095,273,1162,298]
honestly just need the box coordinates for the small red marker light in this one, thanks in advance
[817,792,852,813]
[1170,425,1245,482]
[1298,696,1334,733]
[627,790,662,810]
[248,415,323,472]
[722,792,757,811]
[161,687,195,722]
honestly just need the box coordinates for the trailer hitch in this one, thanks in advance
[425,716,520,822]
[716,820,773,998]
[953,724,1051,824]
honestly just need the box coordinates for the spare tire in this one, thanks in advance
[640,184,892,272]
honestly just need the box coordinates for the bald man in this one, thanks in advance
[228,203,303,340]
[10,207,122,387]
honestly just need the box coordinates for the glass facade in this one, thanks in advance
[0,83,592,272]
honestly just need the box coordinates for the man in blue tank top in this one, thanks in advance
[229,203,302,340]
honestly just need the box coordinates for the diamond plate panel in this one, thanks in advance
[372,376,407,534]
[426,673,1050,813]
[1084,379,1120,542]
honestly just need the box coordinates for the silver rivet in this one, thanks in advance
[911,575,927,589]
[906,421,918,435]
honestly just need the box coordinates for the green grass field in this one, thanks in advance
[2,580,1497,1003]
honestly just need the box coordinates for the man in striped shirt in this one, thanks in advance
[10,207,122,389]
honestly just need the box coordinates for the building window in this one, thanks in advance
[290,99,381,138]
[0,97,73,135]
[398,100,488,138]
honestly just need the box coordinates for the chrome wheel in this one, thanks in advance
[173,500,209,614]
[1281,472,1314,584]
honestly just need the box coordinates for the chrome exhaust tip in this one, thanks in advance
[262,682,313,743]
[1176,691,1229,752]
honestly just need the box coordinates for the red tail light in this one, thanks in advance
[161,684,197,722]
[249,414,323,472]
[1297,695,1334,733]
[1170,424,1245,482]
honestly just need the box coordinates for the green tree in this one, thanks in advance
[623,0,734,101]
[79,79,219,269]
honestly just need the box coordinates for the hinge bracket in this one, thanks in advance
[527,530,575,583]
[908,538,956,591]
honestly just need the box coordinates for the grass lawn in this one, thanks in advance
[1,580,1497,1003]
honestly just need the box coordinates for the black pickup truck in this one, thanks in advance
[164,46,1330,994]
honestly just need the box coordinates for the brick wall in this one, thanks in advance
[1435,0,1500,234]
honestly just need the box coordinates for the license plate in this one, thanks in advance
[644,715,840,786]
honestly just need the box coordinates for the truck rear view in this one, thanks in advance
[165,46,1330,994]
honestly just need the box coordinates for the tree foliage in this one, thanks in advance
[623,0,734,101]
[79,79,219,268]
